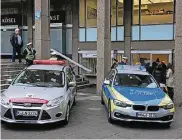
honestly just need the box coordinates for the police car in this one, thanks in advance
[101,65,175,127]
[1,60,76,125]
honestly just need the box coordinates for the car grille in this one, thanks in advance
[147,106,159,111]
[40,110,51,120]
[12,102,43,107]
[133,105,146,111]
[4,109,12,119]
[13,109,40,120]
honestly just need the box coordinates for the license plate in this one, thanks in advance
[136,112,156,118]
[16,111,38,117]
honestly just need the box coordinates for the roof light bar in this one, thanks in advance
[33,60,66,65]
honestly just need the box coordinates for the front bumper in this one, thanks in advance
[110,102,175,123]
[0,103,67,124]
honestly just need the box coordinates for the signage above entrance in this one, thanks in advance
[1,14,22,25]
[50,11,65,23]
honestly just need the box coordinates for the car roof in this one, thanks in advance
[115,65,149,75]
[27,64,67,71]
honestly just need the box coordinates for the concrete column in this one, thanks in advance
[97,0,111,94]
[124,0,132,64]
[174,0,182,107]
[72,0,79,74]
[34,0,50,59]
[27,0,33,43]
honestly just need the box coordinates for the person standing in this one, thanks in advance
[111,59,118,69]
[119,57,128,65]
[10,28,23,63]
[166,63,174,101]
[23,42,36,66]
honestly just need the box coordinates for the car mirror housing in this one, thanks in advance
[160,83,166,88]
[68,81,76,87]
[104,80,110,85]
[7,79,13,84]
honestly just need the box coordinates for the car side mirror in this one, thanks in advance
[160,83,166,88]
[7,79,13,84]
[68,81,76,87]
[104,80,110,85]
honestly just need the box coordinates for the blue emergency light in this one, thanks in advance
[116,65,146,72]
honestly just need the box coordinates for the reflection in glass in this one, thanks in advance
[86,0,97,27]
[79,0,85,27]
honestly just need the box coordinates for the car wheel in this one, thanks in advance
[73,96,76,106]
[101,91,104,105]
[63,104,70,125]
[108,100,114,124]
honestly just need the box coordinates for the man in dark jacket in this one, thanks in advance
[10,28,23,63]
[152,63,166,84]
[119,57,128,65]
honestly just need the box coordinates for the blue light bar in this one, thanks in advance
[116,65,146,71]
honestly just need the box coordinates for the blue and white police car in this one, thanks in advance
[101,65,175,127]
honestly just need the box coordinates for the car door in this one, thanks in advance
[103,70,116,108]
[66,68,76,107]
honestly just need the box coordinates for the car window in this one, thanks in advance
[114,73,158,88]
[12,69,64,87]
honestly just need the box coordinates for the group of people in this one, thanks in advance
[149,58,174,101]
[111,57,174,101]
[10,28,36,66]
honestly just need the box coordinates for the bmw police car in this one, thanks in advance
[101,65,175,127]
[1,60,76,125]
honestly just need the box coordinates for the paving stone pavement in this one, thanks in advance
[1,87,182,139]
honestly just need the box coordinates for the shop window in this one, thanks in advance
[132,54,150,65]
[79,0,85,27]
[117,0,124,25]
[86,0,97,27]
[141,0,174,25]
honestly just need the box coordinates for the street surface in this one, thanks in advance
[1,87,182,139]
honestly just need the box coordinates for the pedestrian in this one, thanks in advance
[152,63,165,84]
[23,42,36,66]
[166,63,174,101]
[10,28,23,63]
[119,56,128,65]
[111,59,118,69]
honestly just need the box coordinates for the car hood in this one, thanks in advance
[3,85,65,101]
[113,86,166,105]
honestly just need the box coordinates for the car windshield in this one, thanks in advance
[12,69,64,87]
[114,73,158,88]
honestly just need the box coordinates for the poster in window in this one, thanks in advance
[87,6,97,19]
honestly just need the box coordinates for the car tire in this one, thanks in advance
[63,104,70,125]
[73,96,76,106]
[108,100,115,124]
[101,91,104,105]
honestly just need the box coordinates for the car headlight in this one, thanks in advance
[113,99,131,108]
[46,97,64,107]
[0,94,10,105]
[163,103,174,110]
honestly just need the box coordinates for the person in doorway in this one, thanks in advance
[119,57,128,65]
[111,59,118,69]
[10,28,23,63]
[166,63,174,101]
[23,42,36,66]
[152,63,165,84]
[152,58,160,72]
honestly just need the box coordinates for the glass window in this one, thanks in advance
[79,28,86,42]
[117,0,123,25]
[13,69,64,87]
[141,0,174,25]
[132,53,150,65]
[86,0,97,27]
[132,25,140,40]
[111,0,116,26]
[79,0,85,27]
[114,73,158,88]
[111,27,117,41]
[140,24,173,40]
[117,26,124,41]
[86,28,97,41]
[133,0,139,25]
